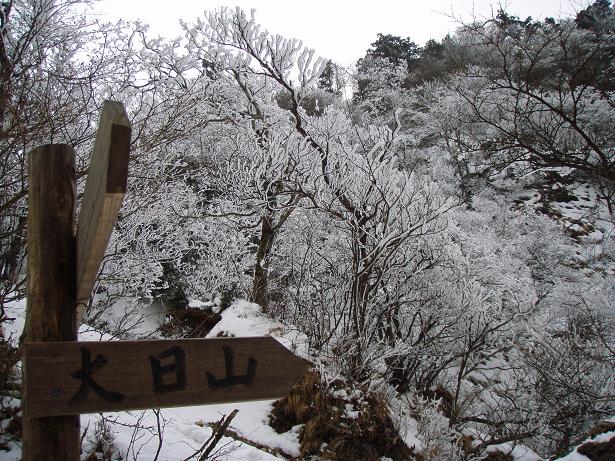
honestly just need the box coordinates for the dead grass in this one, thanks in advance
[159,307,221,338]
[482,451,514,461]
[270,370,415,460]
[577,437,615,461]
[586,421,615,439]
[568,421,615,461]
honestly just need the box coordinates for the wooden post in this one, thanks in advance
[76,101,131,324]
[23,144,80,461]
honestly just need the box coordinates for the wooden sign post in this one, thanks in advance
[23,101,132,461]
[75,101,131,323]
[23,144,80,461]
[22,101,310,461]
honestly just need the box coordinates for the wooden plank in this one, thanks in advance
[76,100,131,319]
[24,337,311,417]
[23,144,80,461]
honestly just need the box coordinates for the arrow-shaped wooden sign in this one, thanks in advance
[24,337,310,417]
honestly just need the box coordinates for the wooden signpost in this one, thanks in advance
[23,101,310,461]
[75,101,131,323]
[25,337,308,417]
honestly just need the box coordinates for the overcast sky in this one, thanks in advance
[93,0,583,66]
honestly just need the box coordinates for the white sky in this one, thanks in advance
[93,0,584,66]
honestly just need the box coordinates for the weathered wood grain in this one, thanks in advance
[23,144,80,461]
[76,101,131,320]
[25,337,311,417]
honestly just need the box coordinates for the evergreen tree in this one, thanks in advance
[317,60,337,93]
[362,33,421,69]
[576,0,614,31]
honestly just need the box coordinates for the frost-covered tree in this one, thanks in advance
[355,33,420,102]
[419,14,615,213]
[0,0,138,318]
[183,9,461,378]
[0,0,236,324]
[181,8,331,311]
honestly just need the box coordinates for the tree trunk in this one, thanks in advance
[251,215,274,312]
[350,225,371,337]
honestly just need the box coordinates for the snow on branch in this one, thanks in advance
[184,7,325,98]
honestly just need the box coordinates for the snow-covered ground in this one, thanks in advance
[2,297,611,460]
[0,300,308,461]
[515,175,615,275]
